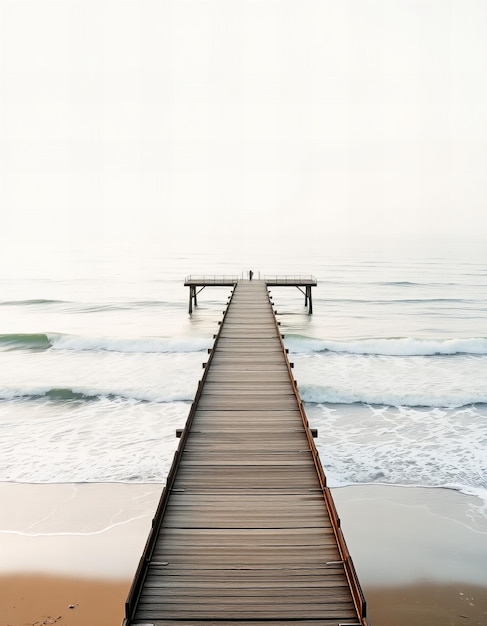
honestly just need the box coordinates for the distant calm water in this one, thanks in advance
[1,240,486,503]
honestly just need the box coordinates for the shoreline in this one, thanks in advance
[1,482,486,625]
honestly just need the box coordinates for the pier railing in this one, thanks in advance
[185,275,317,285]
[264,274,317,285]
[184,275,239,285]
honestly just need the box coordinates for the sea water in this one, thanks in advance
[1,240,486,504]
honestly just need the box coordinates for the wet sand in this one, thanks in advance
[0,483,161,579]
[1,483,486,625]
[366,583,487,625]
[0,574,129,626]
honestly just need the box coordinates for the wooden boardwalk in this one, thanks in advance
[123,280,368,626]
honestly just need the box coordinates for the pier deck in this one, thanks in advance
[123,280,367,626]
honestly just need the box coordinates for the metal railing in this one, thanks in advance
[264,274,317,284]
[185,275,317,284]
[184,275,239,284]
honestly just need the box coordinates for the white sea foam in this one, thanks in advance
[0,386,194,403]
[299,383,487,408]
[3,395,486,505]
[292,350,487,409]
[0,398,188,483]
[286,335,487,356]
[48,333,211,353]
[308,403,487,504]
[0,348,205,406]
[456,486,487,508]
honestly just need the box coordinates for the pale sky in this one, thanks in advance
[1,0,486,261]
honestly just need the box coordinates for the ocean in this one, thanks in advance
[1,240,486,505]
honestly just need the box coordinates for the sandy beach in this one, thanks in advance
[1,482,486,626]
[1,574,129,626]
[0,483,157,626]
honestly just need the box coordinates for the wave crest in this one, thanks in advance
[0,333,52,351]
[286,335,487,356]
[0,333,211,354]
[299,383,487,408]
[0,299,67,306]
[0,386,193,403]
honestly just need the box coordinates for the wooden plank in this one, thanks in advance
[143,571,347,582]
[196,397,299,409]
[151,548,341,562]
[139,596,349,606]
[205,370,290,378]
[150,527,336,543]
[201,387,295,395]
[190,409,303,420]
[187,429,306,436]
[143,577,349,589]
[132,622,352,626]
[142,587,350,597]
[136,604,356,613]
[138,594,354,606]
[132,621,349,626]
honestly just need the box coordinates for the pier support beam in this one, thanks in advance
[188,285,206,313]
[306,285,313,314]
[188,286,197,314]
[297,285,313,314]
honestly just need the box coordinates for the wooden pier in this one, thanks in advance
[123,279,368,626]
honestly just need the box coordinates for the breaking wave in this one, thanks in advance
[0,299,67,306]
[299,384,487,408]
[286,335,487,356]
[0,386,194,404]
[0,333,211,354]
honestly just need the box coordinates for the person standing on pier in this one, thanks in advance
[249,270,253,280]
